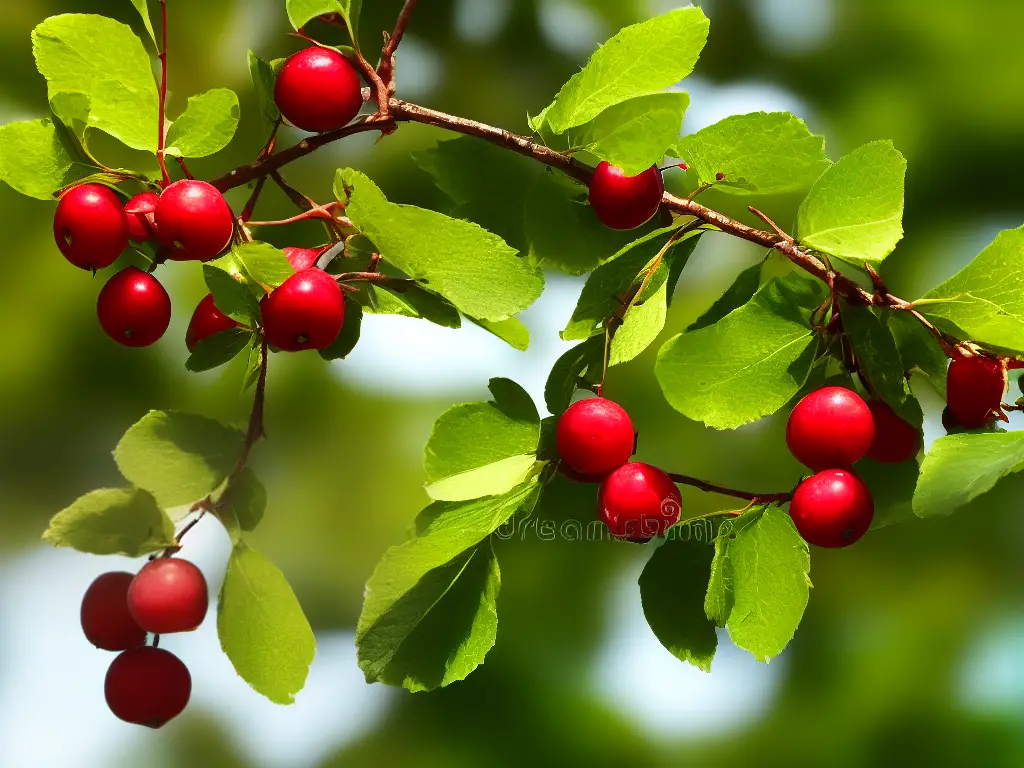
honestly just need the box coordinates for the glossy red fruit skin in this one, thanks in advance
[128,558,208,634]
[947,356,1006,429]
[789,469,874,548]
[598,462,681,541]
[97,267,172,347]
[556,398,635,477]
[588,162,664,230]
[866,401,920,463]
[53,184,129,270]
[786,386,875,471]
[283,246,327,272]
[105,647,191,728]
[81,572,147,651]
[186,294,239,352]
[125,191,159,243]
[155,180,235,262]
[274,47,363,132]
[261,268,345,351]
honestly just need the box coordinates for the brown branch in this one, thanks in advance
[156,0,170,187]
[667,473,793,504]
[377,0,419,92]
[214,340,269,514]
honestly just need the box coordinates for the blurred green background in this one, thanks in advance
[2,0,1024,766]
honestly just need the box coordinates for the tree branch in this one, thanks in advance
[157,0,170,187]
[378,0,420,92]
[667,473,793,504]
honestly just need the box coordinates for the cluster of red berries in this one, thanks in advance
[556,398,681,541]
[81,558,208,728]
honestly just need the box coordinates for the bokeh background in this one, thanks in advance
[2,0,1024,765]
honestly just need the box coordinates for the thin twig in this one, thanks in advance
[156,0,170,187]
[377,0,419,93]
[667,473,793,503]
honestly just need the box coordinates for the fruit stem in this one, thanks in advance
[157,0,170,188]
[666,472,793,503]
[174,157,194,180]
[247,201,343,227]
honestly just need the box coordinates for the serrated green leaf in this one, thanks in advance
[218,541,315,704]
[567,92,689,176]
[186,328,253,373]
[671,112,829,194]
[639,535,718,672]
[128,0,158,47]
[363,284,462,328]
[609,280,668,366]
[114,410,244,508]
[704,532,734,628]
[797,140,906,265]
[535,7,708,134]
[887,310,948,396]
[859,457,918,529]
[918,227,1024,355]
[43,487,175,556]
[0,118,85,200]
[544,337,604,416]
[216,468,266,534]
[656,274,826,429]
[470,316,530,351]
[687,259,765,332]
[914,432,1024,518]
[841,302,922,427]
[203,262,262,324]
[286,0,361,45]
[318,299,362,360]
[165,89,239,158]
[241,337,264,393]
[232,242,295,290]
[248,51,280,124]
[336,169,543,321]
[32,14,159,151]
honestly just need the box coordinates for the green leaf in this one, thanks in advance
[639,535,718,672]
[841,302,922,427]
[656,274,826,429]
[469,317,530,351]
[534,7,709,134]
[218,541,315,704]
[913,432,1024,518]
[286,0,361,45]
[887,310,948,396]
[114,411,244,508]
[363,284,462,328]
[797,140,906,265]
[918,227,1024,354]
[670,112,829,194]
[609,280,668,366]
[424,378,540,502]
[357,481,537,690]
[248,51,280,125]
[858,458,918,529]
[186,329,253,373]
[43,487,175,556]
[687,259,765,332]
[128,0,158,47]
[525,168,657,276]
[566,92,689,176]
[232,243,295,290]
[203,262,262,324]
[0,118,84,200]
[216,468,266,534]
[336,169,543,321]
[319,299,362,360]
[32,14,159,151]
[544,337,604,416]
[241,337,264,393]
[165,89,240,158]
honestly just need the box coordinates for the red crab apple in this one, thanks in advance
[284,246,327,272]
[556,398,635,477]
[53,184,129,270]
[946,355,1006,429]
[598,462,681,541]
[155,180,234,262]
[124,191,159,243]
[105,647,191,728]
[81,572,147,651]
[786,386,875,471]
[274,47,363,133]
[97,267,171,347]
[588,162,664,230]
[260,268,345,351]
[865,401,920,463]
[789,469,874,548]
[128,558,208,634]
[186,294,239,352]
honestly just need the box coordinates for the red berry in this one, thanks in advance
[125,191,159,243]
[97,267,171,347]
[786,386,874,471]
[941,406,959,433]
[284,246,327,272]
[186,294,239,352]
[946,356,1006,429]
[274,47,363,133]
[588,162,664,230]
[789,469,874,548]
[598,462,681,540]
[261,268,345,351]
[155,180,235,262]
[865,401,920,463]
[105,647,191,728]
[556,398,635,477]
[81,572,147,651]
[53,184,129,270]
[128,558,208,634]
